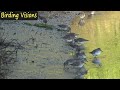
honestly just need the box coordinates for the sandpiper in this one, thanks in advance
[74,38,89,45]
[58,24,68,28]
[70,60,85,68]
[91,11,96,15]
[92,57,102,66]
[39,16,47,24]
[75,66,88,79]
[87,11,96,19]
[63,33,78,42]
[80,58,88,63]
[90,48,103,57]
[78,65,88,75]
[76,52,86,59]
[64,59,77,68]
[75,66,88,77]
[57,24,71,32]
[75,45,86,52]
[69,42,85,51]
[64,58,85,69]
[78,11,86,19]
[78,19,85,26]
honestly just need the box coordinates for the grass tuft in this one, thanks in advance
[33,23,54,30]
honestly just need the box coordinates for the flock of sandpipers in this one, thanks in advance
[59,11,103,79]
[38,11,103,79]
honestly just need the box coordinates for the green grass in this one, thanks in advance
[71,11,120,79]
[23,22,54,30]
[57,29,70,32]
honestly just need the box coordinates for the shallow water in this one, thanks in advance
[1,19,76,79]
[71,11,120,79]
[2,11,120,79]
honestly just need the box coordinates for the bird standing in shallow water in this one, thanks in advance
[69,60,85,68]
[78,19,85,26]
[64,59,76,68]
[63,33,78,39]
[76,65,88,74]
[87,11,96,19]
[68,40,86,51]
[57,24,71,32]
[90,11,96,15]
[74,65,88,79]
[78,11,86,26]
[64,58,85,69]
[78,11,86,19]
[74,38,89,45]
[39,16,47,24]
[63,33,78,42]
[58,24,68,28]
[90,48,103,57]
[76,52,86,59]
[77,11,86,26]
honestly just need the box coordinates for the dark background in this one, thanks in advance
[0,0,120,11]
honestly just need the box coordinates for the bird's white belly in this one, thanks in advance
[66,39,73,42]
[93,51,101,56]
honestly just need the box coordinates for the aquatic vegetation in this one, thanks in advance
[33,23,54,30]
[23,22,54,30]
[0,30,25,79]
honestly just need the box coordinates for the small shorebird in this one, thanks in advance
[74,65,88,79]
[74,66,88,79]
[39,16,47,24]
[92,57,102,66]
[78,65,88,75]
[64,58,85,69]
[90,48,103,57]
[69,42,86,51]
[78,19,85,26]
[69,60,85,68]
[74,38,89,45]
[78,11,86,19]
[87,11,96,19]
[90,11,96,15]
[57,24,71,32]
[63,33,78,42]
[76,52,86,60]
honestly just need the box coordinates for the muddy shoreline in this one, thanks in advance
[0,11,81,79]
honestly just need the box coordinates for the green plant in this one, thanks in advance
[33,23,54,30]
